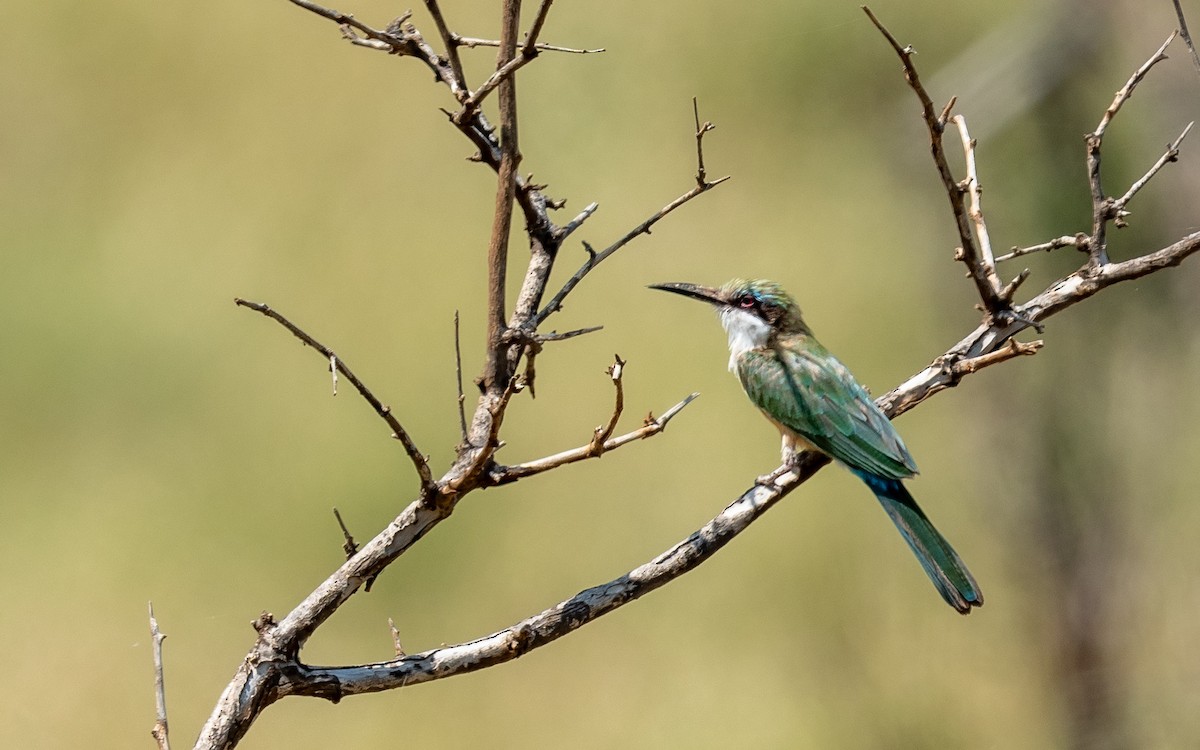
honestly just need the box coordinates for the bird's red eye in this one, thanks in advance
[738,294,756,308]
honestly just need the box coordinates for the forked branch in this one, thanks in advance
[861,6,1008,320]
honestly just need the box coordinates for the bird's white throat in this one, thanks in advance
[719,307,771,371]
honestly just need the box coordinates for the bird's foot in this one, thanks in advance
[755,464,790,487]
[756,455,804,487]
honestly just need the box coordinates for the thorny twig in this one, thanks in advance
[1086,32,1177,266]
[861,6,1009,321]
[234,298,436,496]
[589,355,627,454]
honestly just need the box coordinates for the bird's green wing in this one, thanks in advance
[736,344,917,479]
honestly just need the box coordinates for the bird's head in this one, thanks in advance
[650,279,811,366]
[649,278,810,336]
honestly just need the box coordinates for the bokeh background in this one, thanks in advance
[3,0,1199,747]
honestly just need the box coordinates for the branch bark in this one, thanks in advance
[482,0,522,390]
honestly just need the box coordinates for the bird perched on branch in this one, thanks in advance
[650,278,983,613]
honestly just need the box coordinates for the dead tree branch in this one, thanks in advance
[187,5,1198,749]
[233,298,436,495]
[1086,32,1178,265]
[195,4,725,746]
[862,5,1009,322]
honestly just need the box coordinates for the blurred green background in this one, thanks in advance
[3,0,1198,747]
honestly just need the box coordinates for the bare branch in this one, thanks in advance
[863,6,1007,319]
[1173,0,1200,75]
[493,391,698,483]
[212,227,1200,720]
[537,325,604,342]
[234,298,436,495]
[950,115,1000,283]
[522,0,555,58]
[197,7,1199,748]
[1086,32,1177,265]
[281,456,818,699]
[388,618,406,657]
[453,310,468,445]
[480,1,523,391]
[995,234,1088,263]
[693,97,717,188]
[458,36,604,54]
[1095,32,1178,140]
[537,181,723,324]
[148,602,170,750]
[423,0,468,89]
[287,0,403,47]
[950,338,1043,377]
[1112,120,1194,219]
[558,201,599,242]
[879,230,1200,418]
[535,98,728,323]
[291,0,562,252]
[998,268,1031,303]
[455,0,554,121]
[449,372,523,492]
[332,508,358,559]
[589,355,626,454]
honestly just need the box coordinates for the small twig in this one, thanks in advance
[453,310,468,445]
[938,96,957,127]
[1086,32,1177,265]
[950,338,1043,378]
[388,618,406,657]
[589,355,626,454]
[493,392,698,484]
[693,97,717,188]
[234,299,436,495]
[424,0,468,91]
[1112,121,1194,220]
[148,602,171,750]
[332,508,359,559]
[457,53,530,120]
[951,115,1000,280]
[456,0,553,122]
[995,234,1088,263]
[288,0,401,45]
[448,372,523,492]
[863,6,1006,319]
[536,108,729,325]
[457,36,604,54]
[557,201,599,242]
[1096,32,1176,139]
[1174,0,1200,75]
[538,325,604,342]
[329,354,338,395]
[522,0,555,58]
[998,268,1031,303]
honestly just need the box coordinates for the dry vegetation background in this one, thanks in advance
[2,0,1199,747]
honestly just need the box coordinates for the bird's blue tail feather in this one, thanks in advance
[853,470,983,614]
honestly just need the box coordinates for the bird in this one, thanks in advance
[649,278,983,614]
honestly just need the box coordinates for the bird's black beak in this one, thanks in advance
[648,282,726,307]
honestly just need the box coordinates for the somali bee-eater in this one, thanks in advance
[650,279,983,614]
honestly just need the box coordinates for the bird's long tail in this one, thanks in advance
[854,471,984,614]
